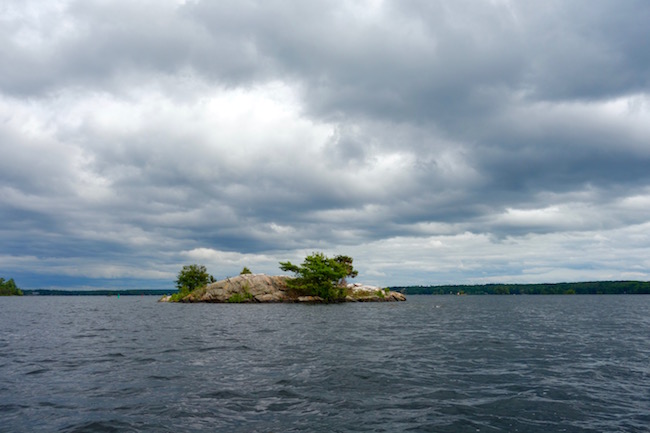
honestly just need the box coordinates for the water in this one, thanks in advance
[1,295,649,432]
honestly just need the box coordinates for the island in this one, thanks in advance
[161,253,406,303]
[160,273,406,303]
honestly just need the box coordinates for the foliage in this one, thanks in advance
[169,291,188,302]
[394,281,650,295]
[240,267,252,275]
[279,252,357,302]
[0,278,23,296]
[332,255,358,283]
[21,289,170,296]
[227,291,254,303]
[175,264,214,294]
[227,282,254,303]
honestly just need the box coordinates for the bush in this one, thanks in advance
[227,291,254,303]
[279,252,358,302]
[169,291,188,302]
[227,282,254,303]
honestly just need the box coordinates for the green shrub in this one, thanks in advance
[279,252,357,302]
[227,291,253,303]
[169,292,185,302]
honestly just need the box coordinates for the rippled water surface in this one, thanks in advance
[1,295,649,432]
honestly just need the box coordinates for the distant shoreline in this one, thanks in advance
[395,281,650,295]
[21,289,170,296]
[17,281,650,296]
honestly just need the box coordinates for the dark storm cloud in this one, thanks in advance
[519,1,650,101]
[2,0,650,287]
[183,0,527,122]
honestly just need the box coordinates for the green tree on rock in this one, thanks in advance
[175,264,214,294]
[0,277,23,296]
[332,255,358,284]
[279,252,358,301]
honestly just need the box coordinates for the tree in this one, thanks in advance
[0,277,23,296]
[240,267,252,275]
[175,265,214,294]
[279,252,358,301]
[332,255,358,284]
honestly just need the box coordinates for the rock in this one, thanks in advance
[345,282,405,302]
[255,292,287,302]
[388,291,407,301]
[158,294,172,302]
[297,296,325,303]
[180,274,289,303]
[172,274,406,303]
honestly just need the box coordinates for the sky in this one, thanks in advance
[2,0,650,290]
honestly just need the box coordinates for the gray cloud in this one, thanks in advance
[2,0,650,288]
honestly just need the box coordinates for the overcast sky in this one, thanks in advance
[2,0,650,290]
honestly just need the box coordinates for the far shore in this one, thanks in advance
[15,280,650,296]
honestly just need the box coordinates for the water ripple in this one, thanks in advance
[1,296,649,432]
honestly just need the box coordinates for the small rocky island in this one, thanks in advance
[160,273,406,303]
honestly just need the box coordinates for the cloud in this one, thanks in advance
[2,0,650,289]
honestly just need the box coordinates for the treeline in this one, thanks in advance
[22,289,171,296]
[393,281,650,295]
[0,278,23,296]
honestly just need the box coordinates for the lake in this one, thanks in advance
[1,295,649,432]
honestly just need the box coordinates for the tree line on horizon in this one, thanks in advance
[21,289,171,296]
[393,281,650,295]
